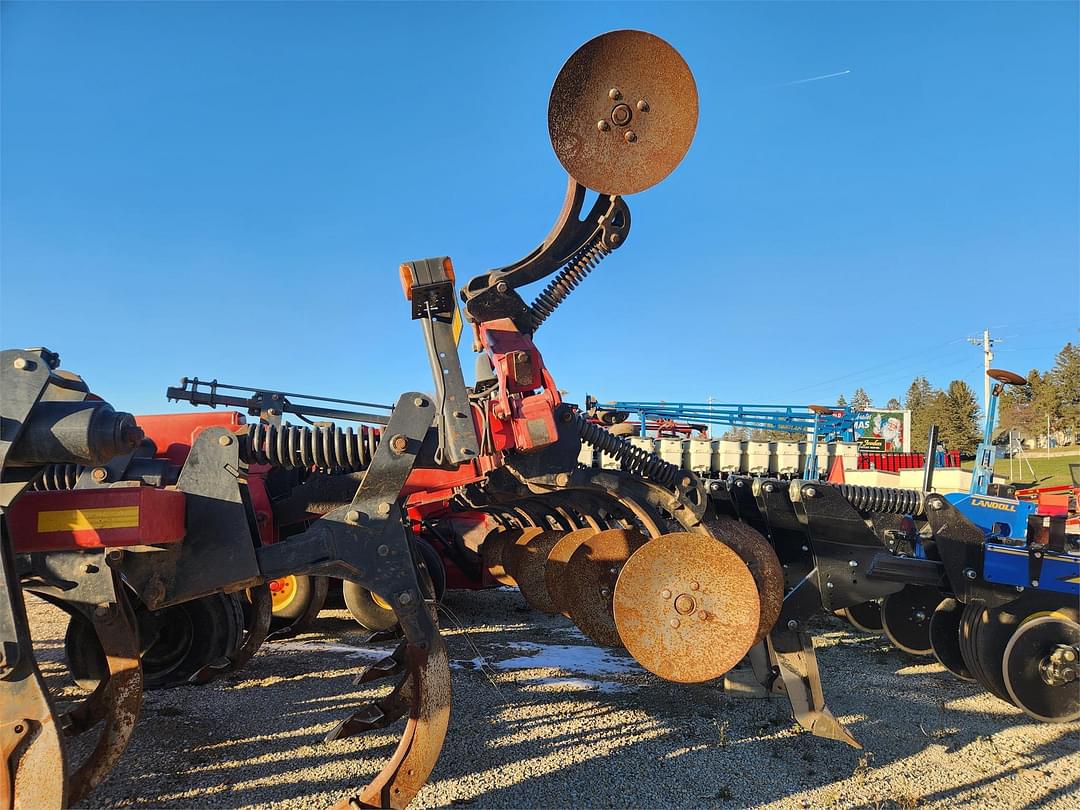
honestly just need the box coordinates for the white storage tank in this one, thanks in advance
[685,438,714,473]
[815,442,829,479]
[838,441,860,472]
[747,441,770,475]
[712,439,742,473]
[657,438,684,468]
[577,443,596,468]
[630,436,656,457]
[774,440,801,476]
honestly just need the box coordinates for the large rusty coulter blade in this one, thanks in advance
[508,530,567,614]
[481,527,523,587]
[703,516,784,644]
[543,528,600,617]
[500,526,549,584]
[613,532,760,683]
[548,29,698,195]
[563,528,648,647]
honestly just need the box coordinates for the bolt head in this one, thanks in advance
[661,589,672,599]
[345,510,361,525]
[825,581,834,589]
[398,592,413,606]
[555,473,570,487]
[496,281,509,293]
[848,560,858,568]
[964,568,977,580]
[599,587,610,598]
[787,620,799,630]
[669,618,680,629]
[930,499,943,510]
[106,549,124,564]
[680,475,691,487]
[377,502,392,516]
[804,487,817,498]
[218,434,233,447]
[413,397,427,408]
[608,87,621,100]
[690,581,700,591]
[1031,579,1039,587]
[91,467,108,482]
[636,99,650,112]
[623,130,637,143]
[597,119,610,132]
[13,357,27,370]
[377,544,389,556]
[390,434,408,453]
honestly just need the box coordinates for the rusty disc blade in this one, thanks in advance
[613,532,760,683]
[548,29,698,195]
[564,529,649,647]
[501,526,550,584]
[703,516,783,644]
[544,528,599,617]
[481,526,521,586]
[510,530,568,615]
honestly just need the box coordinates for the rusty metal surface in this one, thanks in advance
[703,515,784,644]
[336,637,452,810]
[613,532,760,683]
[543,528,599,617]
[507,530,566,614]
[548,30,698,195]
[500,526,549,584]
[563,529,648,647]
[480,526,521,586]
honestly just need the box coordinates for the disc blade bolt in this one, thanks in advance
[669,618,680,628]
[624,130,637,143]
[597,119,610,132]
[608,87,621,100]
[661,589,672,599]
[690,581,699,591]
[637,99,649,112]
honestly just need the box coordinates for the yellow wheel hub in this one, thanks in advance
[269,575,299,613]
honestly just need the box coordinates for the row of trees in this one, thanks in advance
[996,342,1079,446]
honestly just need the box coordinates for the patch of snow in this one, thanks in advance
[272,640,390,661]
[496,641,640,676]
[521,676,631,693]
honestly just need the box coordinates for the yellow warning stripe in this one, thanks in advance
[37,506,140,533]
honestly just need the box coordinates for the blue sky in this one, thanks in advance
[2,1,1077,418]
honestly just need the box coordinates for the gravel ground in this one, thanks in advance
[25,588,1080,809]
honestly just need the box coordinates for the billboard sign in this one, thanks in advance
[852,409,910,452]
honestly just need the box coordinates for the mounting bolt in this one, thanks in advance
[345,510,362,525]
[93,603,112,619]
[496,281,509,293]
[710,482,721,491]
[825,581,834,589]
[600,587,611,598]
[963,568,977,580]
[1031,579,1040,587]
[609,233,621,245]
[623,130,637,143]
[608,87,621,100]
[1034,551,1043,559]
[414,396,427,408]
[661,589,672,599]
[680,476,692,487]
[597,119,610,132]
[1065,649,1077,662]
[90,467,108,482]
[377,545,389,556]
[389,434,408,453]
[106,549,124,565]
[12,357,27,370]
[764,483,774,493]
[669,618,680,629]
[804,487,817,499]
[398,592,413,606]
[914,610,927,623]
[930,499,943,510]
[801,545,809,552]
[377,502,392,516]
[561,410,573,423]
[218,434,233,447]
[555,472,570,487]
[636,99,649,112]
[690,581,700,591]
[848,560,858,568]
[787,620,799,630]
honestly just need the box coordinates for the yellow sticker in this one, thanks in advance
[37,506,140,533]
[452,304,463,346]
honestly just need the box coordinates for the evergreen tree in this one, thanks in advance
[886,397,901,410]
[836,394,848,407]
[1050,342,1080,438]
[851,387,871,410]
[905,376,938,453]
[940,379,982,453]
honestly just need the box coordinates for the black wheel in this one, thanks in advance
[929,598,974,681]
[841,600,883,634]
[416,538,446,602]
[268,574,329,632]
[880,585,938,656]
[1003,615,1080,723]
[342,579,398,631]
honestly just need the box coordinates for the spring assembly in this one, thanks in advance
[571,412,679,487]
[243,423,381,472]
[32,464,84,491]
[833,483,926,516]
[529,239,609,330]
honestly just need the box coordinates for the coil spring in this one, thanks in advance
[834,483,926,516]
[530,240,609,329]
[33,464,84,490]
[571,412,679,487]
[243,423,380,472]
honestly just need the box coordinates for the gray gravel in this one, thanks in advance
[25,588,1080,809]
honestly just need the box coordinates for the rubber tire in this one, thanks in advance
[270,574,329,633]
[342,580,398,632]
[416,538,447,602]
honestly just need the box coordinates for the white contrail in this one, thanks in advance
[778,69,851,87]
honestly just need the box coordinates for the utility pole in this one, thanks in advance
[967,329,1001,426]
